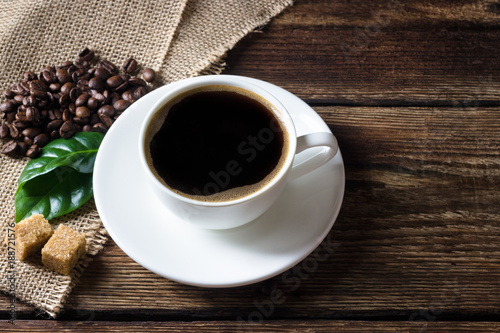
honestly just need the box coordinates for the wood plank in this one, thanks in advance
[2,320,500,332]
[224,0,500,104]
[2,105,498,319]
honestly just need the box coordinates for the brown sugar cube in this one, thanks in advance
[5,214,53,260]
[41,225,86,275]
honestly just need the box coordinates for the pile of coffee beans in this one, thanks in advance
[0,48,156,158]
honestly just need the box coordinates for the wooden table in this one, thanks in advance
[3,0,500,331]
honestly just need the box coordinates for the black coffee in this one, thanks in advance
[145,86,289,202]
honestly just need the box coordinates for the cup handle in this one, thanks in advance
[289,132,338,181]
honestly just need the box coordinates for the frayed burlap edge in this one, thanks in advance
[160,0,295,84]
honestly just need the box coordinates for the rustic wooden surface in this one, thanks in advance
[2,0,500,331]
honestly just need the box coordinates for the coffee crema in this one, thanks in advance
[144,85,290,202]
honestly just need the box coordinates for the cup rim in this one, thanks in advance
[138,75,298,207]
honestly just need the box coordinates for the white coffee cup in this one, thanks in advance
[138,75,338,230]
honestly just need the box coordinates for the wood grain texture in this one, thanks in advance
[224,0,500,104]
[3,105,498,321]
[2,320,500,332]
[1,0,500,328]
[62,106,500,319]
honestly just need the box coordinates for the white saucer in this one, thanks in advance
[93,75,345,288]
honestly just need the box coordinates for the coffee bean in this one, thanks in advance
[120,74,130,82]
[133,86,148,100]
[33,80,49,91]
[25,106,40,122]
[41,66,54,73]
[102,90,111,103]
[69,87,81,102]
[49,82,61,92]
[78,47,95,62]
[122,89,134,103]
[31,88,46,98]
[100,60,117,74]
[20,82,31,95]
[129,77,147,87]
[0,123,9,139]
[73,117,89,125]
[23,95,37,106]
[3,89,14,99]
[75,106,91,118]
[61,82,75,95]
[12,120,27,129]
[28,96,40,107]
[46,119,63,131]
[33,133,50,147]
[114,81,129,93]
[54,108,63,120]
[100,114,113,128]
[78,72,91,81]
[87,97,99,110]
[50,130,60,139]
[88,77,105,92]
[82,124,92,132]
[74,58,90,70]
[15,111,28,122]
[59,61,73,69]
[92,93,106,104]
[94,67,111,81]
[67,65,77,76]
[13,95,24,105]
[68,103,76,114]
[73,123,83,132]
[122,58,138,73]
[17,141,28,155]
[2,140,18,156]
[62,109,72,122]
[5,113,16,124]
[22,127,42,138]
[56,68,72,84]
[30,80,48,92]
[106,75,123,88]
[71,68,85,82]
[97,105,115,117]
[8,124,20,138]
[75,93,90,107]
[0,100,15,113]
[42,70,57,84]
[92,122,107,133]
[113,99,130,112]
[26,144,40,158]
[59,94,70,108]
[60,120,75,139]
[45,92,54,104]
[10,83,24,95]
[90,113,100,125]
[24,136,33,146]
[142,68,155,82]
[108,92,118,104]
[76,79,89,90]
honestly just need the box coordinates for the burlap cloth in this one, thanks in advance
[0,0,294,317]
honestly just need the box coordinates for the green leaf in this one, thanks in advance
[18,132,104,190]
[15,166,93,222]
